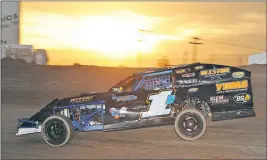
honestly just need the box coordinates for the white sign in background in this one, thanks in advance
[0,2,49,65]
[1,1,20,44]
[1,1,20,59]
[248,53,267,64]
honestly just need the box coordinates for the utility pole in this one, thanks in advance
[189,37,203,63]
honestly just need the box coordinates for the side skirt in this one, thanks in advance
[103,117,174,131]
[211,109,256,121]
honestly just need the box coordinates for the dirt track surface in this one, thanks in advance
[1,59,266,159]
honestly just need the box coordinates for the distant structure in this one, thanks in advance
[1,2,49,65]
[33,49,49,65]
[248,53,266,64]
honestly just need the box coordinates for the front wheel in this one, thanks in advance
[174,108,206,141]
[41,114,74,147]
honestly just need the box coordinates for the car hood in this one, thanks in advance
[56,91,111,107]
[17,91,111,128]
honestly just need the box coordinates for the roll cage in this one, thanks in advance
[108,69,175,93]
[108,74,146,92]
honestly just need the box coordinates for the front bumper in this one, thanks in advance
[15,118,41,136]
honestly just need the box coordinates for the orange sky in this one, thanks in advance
[20,2,266,67]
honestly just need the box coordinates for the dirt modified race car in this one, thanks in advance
[16,63,256,147]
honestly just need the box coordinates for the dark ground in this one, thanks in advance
[1,59,266,159]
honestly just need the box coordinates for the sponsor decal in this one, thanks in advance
[194,65,204,70]
[233,93,251,103]
[182,72,195,78]
[188,88,198,93]
[232,72,245,79]
[112,87,123,92]
[200,67,230,76]
[177,79,199,85]
[70,96,94,103]
[109,107,127,119]
[112,95,137,102]
[176,68,191,74]
[216,80,248,93]
[210,95,229,105]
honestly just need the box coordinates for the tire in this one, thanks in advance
[41,114,74,147]
[174,108,207,141]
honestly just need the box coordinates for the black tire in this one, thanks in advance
[174,108,206,141]
[41,114,74,147]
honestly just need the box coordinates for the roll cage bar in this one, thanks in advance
[108,74,147,92]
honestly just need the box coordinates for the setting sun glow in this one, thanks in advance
[75,14,156,59]
[20,2,266,67]
[21,8,185,61]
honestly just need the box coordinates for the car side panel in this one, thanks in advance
[103,89,176,131]
[173,63,255,121]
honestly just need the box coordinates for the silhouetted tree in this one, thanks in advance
[157,56,170,68]
[73,63,81,67]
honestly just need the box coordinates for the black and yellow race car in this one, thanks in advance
[16,62,255,147]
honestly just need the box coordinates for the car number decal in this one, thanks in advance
[140,90,175,118]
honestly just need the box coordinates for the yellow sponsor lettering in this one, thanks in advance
[216,80,248,92]
[200,70,208,75]
[195,66,204,70]
[200,67,230,76]
[176,68,190,74]
[70,96,93,103]
[176,69,186,74]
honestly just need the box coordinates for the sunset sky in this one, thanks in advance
[20,2,266,67]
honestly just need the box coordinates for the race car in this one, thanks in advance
[16,62,256,147]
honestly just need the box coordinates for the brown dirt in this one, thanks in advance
[1,59,266,159]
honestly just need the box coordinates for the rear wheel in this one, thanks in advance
[41,114,74,147]
[174,108,206,141]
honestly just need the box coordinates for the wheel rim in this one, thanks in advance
[44,119,68,145]
[178,112,204,138]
